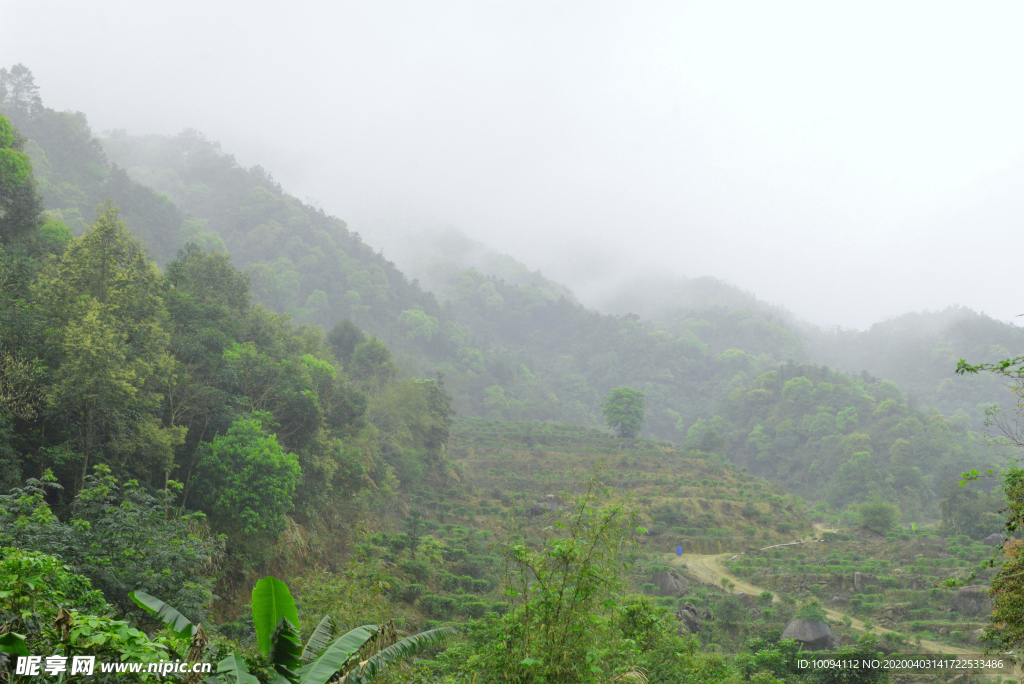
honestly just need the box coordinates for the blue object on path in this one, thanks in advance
[676,546,683,556]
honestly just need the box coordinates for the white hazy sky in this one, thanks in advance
[4,1,1024,329]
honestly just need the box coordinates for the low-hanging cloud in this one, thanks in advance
[3,0,1023,329]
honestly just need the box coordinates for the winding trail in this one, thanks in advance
[667,551,976,656]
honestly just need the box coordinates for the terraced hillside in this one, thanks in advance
[723,532,1001,651]
[446,419,812,552]
[339,419,813,634]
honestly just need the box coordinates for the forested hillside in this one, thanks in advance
[809,307,1024,418]
[96,104,808,442]
[1,63,1013,516]
[682,363,999,521]
[359,226,1024,429]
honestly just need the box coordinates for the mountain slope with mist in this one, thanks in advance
[368,222,1022,425]
[2,64,1015,516]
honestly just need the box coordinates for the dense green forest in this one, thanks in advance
[3,63,1024,683]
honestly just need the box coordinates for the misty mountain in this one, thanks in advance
[808,306,1024,418]
[365,224,1022,421]
[359,225,579,306]
[1,65,184,262]
[2,65,1013,513]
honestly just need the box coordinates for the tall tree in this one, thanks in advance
[35,202,176,487]
[0,65,42,121]
[600,386,646,439]
[193,415,300,540]
[0,115,43,244]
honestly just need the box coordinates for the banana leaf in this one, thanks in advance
[129,590,197,639]
[345,626,456,684]
[296,625,376,684]
[251,576,299,656]
[301,614,335,663]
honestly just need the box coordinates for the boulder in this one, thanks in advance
[781,619,840,651]
[952,586,992,617]
[652,571,690,597]
[831,594,850,604]
[676,604,703,634]
[854,572,876,593]
[982,533,1008,547]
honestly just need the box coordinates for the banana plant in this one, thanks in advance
[131,576,454,684]
[130,590,199,639]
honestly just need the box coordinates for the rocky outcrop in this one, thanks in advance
[982,533,1008,547]
[652,571,689,597]
[854,572,876,593]
[676,603,705,634]
[831,594,850,604]
[781,619,840,651]
[952,586,992,617]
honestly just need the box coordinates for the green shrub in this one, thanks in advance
[0,548,172,674]
[0,469,220,620]
[195,416,300,538]
[461,601,489,619]
[400,558,432,582]
[419,594,457,619]
[859,500,900,534]
[396,583,425,603]
[795,601,827,622]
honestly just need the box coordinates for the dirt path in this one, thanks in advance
[668,551,975,656]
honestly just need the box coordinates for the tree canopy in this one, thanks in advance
[600,387,647,439]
